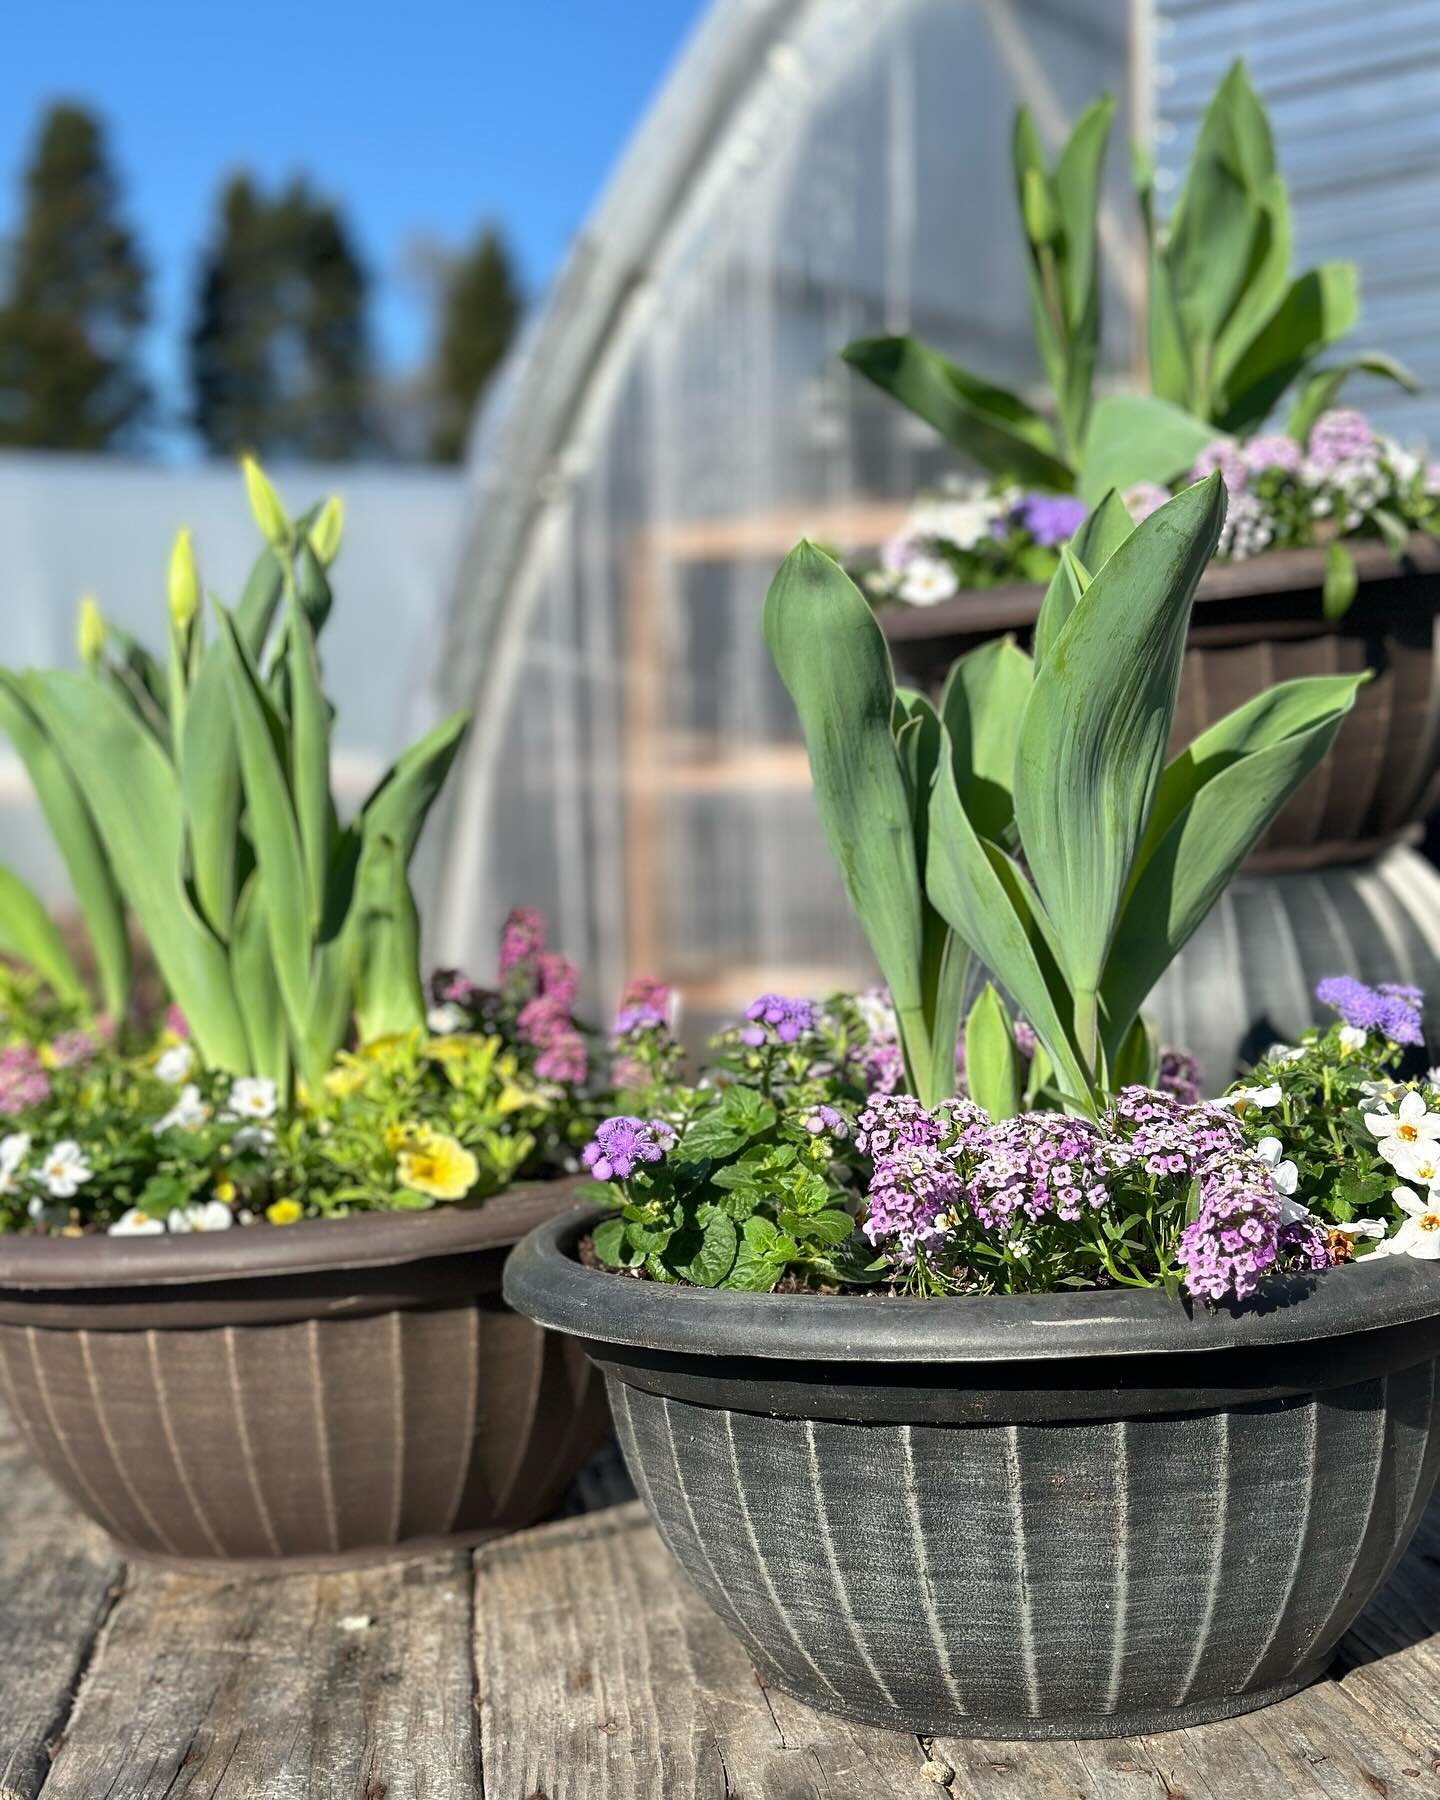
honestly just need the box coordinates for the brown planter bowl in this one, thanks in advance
[882,537,1440,869]
[0,1178,609,1571]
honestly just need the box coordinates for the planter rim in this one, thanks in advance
[878,533,1440,643]
[505,1206,1440,1365]
[0,1175,585,1292]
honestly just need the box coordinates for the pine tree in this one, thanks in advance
[429,226,521,463]
[0,103,151,450]
[189,175,371,460]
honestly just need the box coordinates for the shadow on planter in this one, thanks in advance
[506,1206,1440,1741]
[0,1179,609,1571]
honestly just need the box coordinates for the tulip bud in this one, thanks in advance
[1022,168,1055,246]
[241,455,291,549]
[168,528,200,631]
[310,495,344,566]
[77,596,105,669]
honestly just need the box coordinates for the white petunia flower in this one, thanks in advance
[1364,1090,1440,1166]
[1226,1084,1281,1113]
[154,1083,209,1134]
[1382,1186,1440,1259]
[154,1043,194,1084]
[897,555,960,607]
[427,1002,467,1035]
[1253,1135,1299,1197]
[39,1141,91,1198]
[227,1077,277,1122]
[0,1132,30,1194]
[166,1200,235,1233]
[108,1208,165,1237]
[1337,1025,1367,1055]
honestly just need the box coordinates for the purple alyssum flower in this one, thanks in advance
[581,1115,676,1182]
[1242,434,1302,476]
[1175,1157,1282,1302]
[1190,440,1249,494]
[1307,408,1376,470]
[963,1112,1111,1230]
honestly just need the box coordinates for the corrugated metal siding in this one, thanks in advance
[1154,0,1440,444]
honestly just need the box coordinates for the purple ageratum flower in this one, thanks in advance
[498,907,546,979]
[963,1112,1111,1230]
[1314,976,1424,1047]
[1123,482,1170,524]
[1176,1155,1282,1302]
[1190,440,1249,494]
[1307,409,1377,471]
[1242,435,1303,477]
[741,993,820,1046]
[581,1115,675,1182]
[613,975,672,1037]
[802,1104,847,1139]
[0,1045,50,1116]
[1011,493,1088,549]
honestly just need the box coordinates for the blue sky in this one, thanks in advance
[0,1,709,448]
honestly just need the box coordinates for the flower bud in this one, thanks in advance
[310,496,343,566]
[1021,168,1055,246]
[168,528,200,631]
[241,455,291,549]
[76,596,105,669]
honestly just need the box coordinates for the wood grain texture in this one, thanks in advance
[0,1424,122,1800]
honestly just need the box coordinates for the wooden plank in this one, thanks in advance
[38,1549,479,1799]
[474,1501,936,1799]
[0,1418,122,1800]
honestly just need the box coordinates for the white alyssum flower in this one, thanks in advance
[1337,1025,1367,1055]
[108,1208,165,1237]
[0,1132,30,1194]
[427,1002,467,1035]
[166,1200,235,1233]
[855,989,899,1043]
[1377,1187,1440,1260]
[897,555,960,607]
[154,1084,209,1134]
[39,1141,91,1198]
[154,1043,194,1084]
[1226,1083,1281,1113]
[1364,1091,1440,1170]
[227,1077,277,1122]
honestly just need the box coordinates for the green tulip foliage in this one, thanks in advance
[765,474,1365,1116]
[842,62,1414,501]
[0,461,469,1089]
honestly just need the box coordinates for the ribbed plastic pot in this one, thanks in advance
[0,1180,608,1571]
[882,539,1440,869]
[506,1207,1440,1740]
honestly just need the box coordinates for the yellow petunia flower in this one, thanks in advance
[384,1121,419,1154]
[396,1130,479,1202]
[214,1178,237,1204]
[266,1198,303,1225]
[323,1061,368,1098]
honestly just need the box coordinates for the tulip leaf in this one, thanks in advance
[1080,394,1216,503]
[285,591,333,931]
[1287,352,1419,446]
[1216,263,1358,436]
[939,636,1032,842]
[231,874,290,1088]
[0,865,84,1003]
[350,832,425,1042]
[965,983,1021,1120]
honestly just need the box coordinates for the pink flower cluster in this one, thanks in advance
[500,908,588,1086]
[0,1045,49,1116]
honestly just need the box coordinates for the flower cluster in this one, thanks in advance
[1125,410,1440,569]
[608,976,684,1096]
[430,908,593,1089]
[859,481,1089,606]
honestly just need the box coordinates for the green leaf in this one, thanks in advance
[1372,507,1410,560]
[350,832,425,1044]
[1080,395,1216,502]
[592,1217,644,1269]
[1101,674,1364,1047]
[682,1088,777,1160]
[1014,476,1226,1031]
[1217,264,1359,436]
[1166,150,1260,401]
[840,336,1074,488]
[211,603,314,1064]
[285,590,332,930]
[964,983,1021,1119]
[234,545,286,660]
[26,673,250,1070]
[230,874,290,1088]
[764,542,936,1089]
[1033,547,1088,669]
[1111,1015,1160,1090]
[1052,96,1114,332]
[0,673,130,1016]
[938,637,1033,842]
[1034,491,1135,665]
[0,866,84,1001]
[1323,542,1359,620]
[784,1207,855,1248]
[673,1210,738,1286]
[1211,174,1292,392]
[356,710,470,866]
[926,751,1091,1105]
[1286,353,1419,445]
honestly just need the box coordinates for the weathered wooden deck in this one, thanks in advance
[2,1407,1438,1799]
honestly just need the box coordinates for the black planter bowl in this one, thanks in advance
[506,1207,1440,1741]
